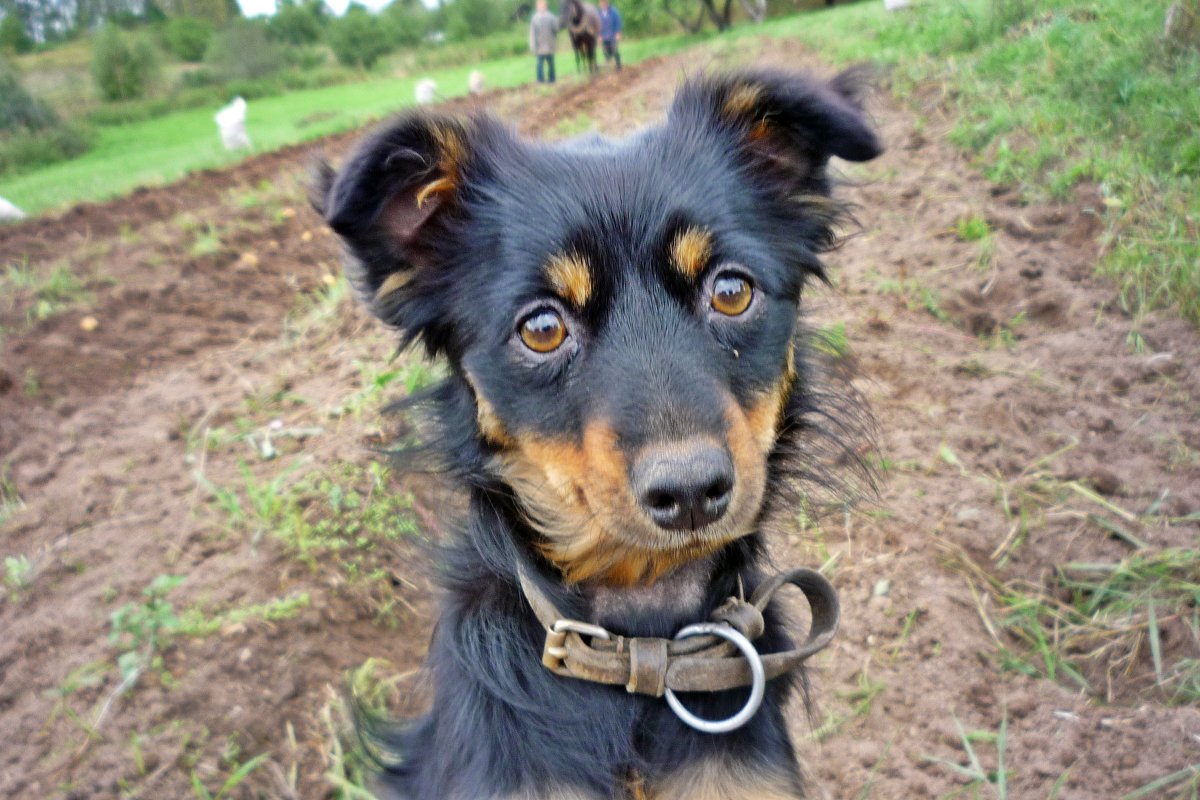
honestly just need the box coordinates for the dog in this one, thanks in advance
[313,68,881,800]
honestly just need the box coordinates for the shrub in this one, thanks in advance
[327,5,392,69]
[163,16,214,62]
[204,20,283,81]
[0,13,34,54]
[92,25,161,101]
[0,123,93,177]
[382,0,433,47]
[267,1,324,45]
[0,64,57,133]
[0,63,92,177]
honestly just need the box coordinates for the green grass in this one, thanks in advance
[0,33,697,216]
[757,0,1200,324]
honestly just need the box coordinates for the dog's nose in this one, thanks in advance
[632,444,734,531]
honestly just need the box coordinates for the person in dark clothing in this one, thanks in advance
[598,0,621,71]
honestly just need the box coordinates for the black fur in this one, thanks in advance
[316,69,881,799]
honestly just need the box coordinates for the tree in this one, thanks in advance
[162,15,213,60]
[91,24,160,100]
[327,4,391,69]
[266,0,323,44]
[662,0,764,33]
[0,12,33,52]
[204,19,282,80]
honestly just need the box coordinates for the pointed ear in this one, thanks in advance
[669,68,882,185]
[311,113,472,330]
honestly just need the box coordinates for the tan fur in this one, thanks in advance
[670,227,713,281]
[415,123,467,209]
[648,757,801,800]
[496,379,785,586]
[374,270,412,301]
[721,83,762,122]
[545,252,593,308]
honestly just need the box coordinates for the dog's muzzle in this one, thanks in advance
[518,566,840,733]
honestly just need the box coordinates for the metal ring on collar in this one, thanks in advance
[551,619,612,641]
[664,622,765,734]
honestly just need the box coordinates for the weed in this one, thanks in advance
[1121,762,1200,800]
[925,713,1009,799]
[3,262,91,323]
[956,214,991,242]
[3,553,33,592]
[0,472,24,526]
[178,592,311,637]
[189,224,224,258]
[955,544,1200,704]
[190,752,271,800]
[108,574,185,692]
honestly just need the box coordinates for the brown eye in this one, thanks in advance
[519,309,567,353]
[710,274,753,316]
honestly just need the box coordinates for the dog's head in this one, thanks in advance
[315,70,881,587]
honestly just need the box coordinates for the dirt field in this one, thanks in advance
[2,38,1198,799]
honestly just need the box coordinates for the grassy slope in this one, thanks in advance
[760,0,1200,325]
[0,35,697,216]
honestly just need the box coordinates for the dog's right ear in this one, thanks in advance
[312,114,471,337]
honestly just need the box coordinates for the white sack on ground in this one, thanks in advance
[0,197,25,222]
[415,79,438,105]
[215,97,252,151]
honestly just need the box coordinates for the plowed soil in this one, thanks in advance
[2,38,1198,800]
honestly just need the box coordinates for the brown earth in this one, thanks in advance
[2,38,1198,800]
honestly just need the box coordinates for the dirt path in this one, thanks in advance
[1,40,1197,799]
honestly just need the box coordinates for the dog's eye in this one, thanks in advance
[519,309,568,353]
[710,274,754,316]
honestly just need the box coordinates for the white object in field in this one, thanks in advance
[0,196,25,221]
[884,0,910,9]
[214,96,252,151]
[415,78,438,105]
[468,70,486,95]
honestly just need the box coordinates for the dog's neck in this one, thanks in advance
[582,556,717,637]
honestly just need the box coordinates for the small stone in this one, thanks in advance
[239,647,252,664]
[321,273,338,287]
[79,316,99,332]
[873,579,892,598]
[280,207,296,219]
[238,252,259,268]
[300,230,314,242]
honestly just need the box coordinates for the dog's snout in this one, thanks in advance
[632,444,734,531]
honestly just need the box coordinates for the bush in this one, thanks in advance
[0,13,34,54]
[0,64,58,132]
[327,5,392,69]
[0,123,93,177]
[92,25,161,101]
[0,64,92,177]
[382,0,433,47]
[163,16,214,62]
[204,20,283,81]
[267,1,324,45]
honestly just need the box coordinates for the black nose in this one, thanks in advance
[632,444,734,531]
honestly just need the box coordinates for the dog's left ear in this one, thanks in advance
[669,68,883,183]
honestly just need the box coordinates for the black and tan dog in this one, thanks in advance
[314,68,881,800]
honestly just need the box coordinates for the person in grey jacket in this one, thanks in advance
[529,0,560,84]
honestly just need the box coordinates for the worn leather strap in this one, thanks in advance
[518,564,840,697]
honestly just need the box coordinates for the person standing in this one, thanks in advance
[597,0,622,71]
[529,0,560,84]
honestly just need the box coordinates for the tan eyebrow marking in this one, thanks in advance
[670,226,713,280]
[544,252,593,308]
[722,83,762,121]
